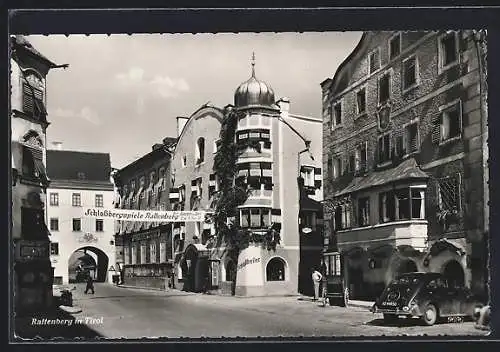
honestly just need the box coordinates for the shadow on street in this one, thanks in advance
[13,307,103,340]
[365,316,473,328]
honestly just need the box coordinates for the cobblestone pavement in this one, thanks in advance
[46,283,489,339]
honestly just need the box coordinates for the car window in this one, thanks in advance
[426,279,437,290]
[436,278,448,289]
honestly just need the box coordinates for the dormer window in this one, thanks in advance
[196,137,205,165]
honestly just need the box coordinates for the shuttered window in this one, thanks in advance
[22,146,47,182]
[22,83,45,117]
[407,123,419,153]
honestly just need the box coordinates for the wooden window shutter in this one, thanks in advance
[22,83,35,114]
[431,113,442,144]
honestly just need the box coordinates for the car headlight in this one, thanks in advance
[403,306,409,311]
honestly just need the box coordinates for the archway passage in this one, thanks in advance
[181,244,209,293]
[396,259,418,277]
[443,260,465,288]
[68,247,109,283]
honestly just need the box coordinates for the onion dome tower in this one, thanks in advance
[234,53,276,110]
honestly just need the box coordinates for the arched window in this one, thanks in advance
[266,257,286,281]
[22,70,46,118]
[196,137,205,164]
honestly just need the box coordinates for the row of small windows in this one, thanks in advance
[332,174,461,230]
[49,193,104,207]
[188,130,272,169]
[49,218,104,232]
[331,32,459,128]
[328,100,462,178]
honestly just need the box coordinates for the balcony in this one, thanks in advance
[336,220,428,252]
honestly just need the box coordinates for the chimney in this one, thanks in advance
[152,143,163,151]
[176,116,189,138]
[276,97,290,113]
[52,141,63,150]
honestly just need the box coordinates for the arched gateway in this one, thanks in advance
[68,246,109,283]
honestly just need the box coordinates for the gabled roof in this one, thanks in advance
[11,35,58,68]
[331,158,429,198]
[46,150,112,184]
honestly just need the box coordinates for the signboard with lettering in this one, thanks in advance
[235,245,263,287]
[82,208,208,222]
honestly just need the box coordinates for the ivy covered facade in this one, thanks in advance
[168,60,324,297]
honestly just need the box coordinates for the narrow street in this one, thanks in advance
[38,283,488,339]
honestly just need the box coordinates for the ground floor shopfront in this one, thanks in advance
[337,234,485,302]
[173,242,323,297]
[120,225,175,290]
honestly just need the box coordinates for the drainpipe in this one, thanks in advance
[473,30,489,302]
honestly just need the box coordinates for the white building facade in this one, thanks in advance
[45,149,116,284]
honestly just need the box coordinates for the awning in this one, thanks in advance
[331,158,429,198]
[300,195,323,212]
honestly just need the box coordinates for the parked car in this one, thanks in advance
[370,272,484,326]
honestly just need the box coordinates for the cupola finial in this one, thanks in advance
[251,52,256,77]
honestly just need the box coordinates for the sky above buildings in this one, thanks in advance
[27,32,362,169]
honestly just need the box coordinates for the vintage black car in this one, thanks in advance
[370,272,484,326]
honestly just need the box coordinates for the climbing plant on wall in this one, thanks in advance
[212,106,281,261]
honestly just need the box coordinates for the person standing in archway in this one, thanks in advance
[84,271,95,294]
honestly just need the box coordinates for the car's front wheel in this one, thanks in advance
[422,304,438,326]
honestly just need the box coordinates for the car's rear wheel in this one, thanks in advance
[472,304,484,322]
[383,314,398,323]
[422,304,438,326]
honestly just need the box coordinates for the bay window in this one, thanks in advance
[357,197,370,226]
[380,187,426,223]
[334,204,351,231]
[240,208,271,229]
[301,166,315,187]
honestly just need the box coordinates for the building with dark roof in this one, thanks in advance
[45,148,116,285]
[321,31,488,301]
[10,35,66,316]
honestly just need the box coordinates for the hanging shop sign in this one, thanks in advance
[82,208,209,222]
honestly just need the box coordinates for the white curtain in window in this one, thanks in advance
[442,112,451,140]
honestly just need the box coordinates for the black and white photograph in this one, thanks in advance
[9,10,492,340]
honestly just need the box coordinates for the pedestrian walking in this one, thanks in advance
[311,269,323,301]
[84,272,95,294]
